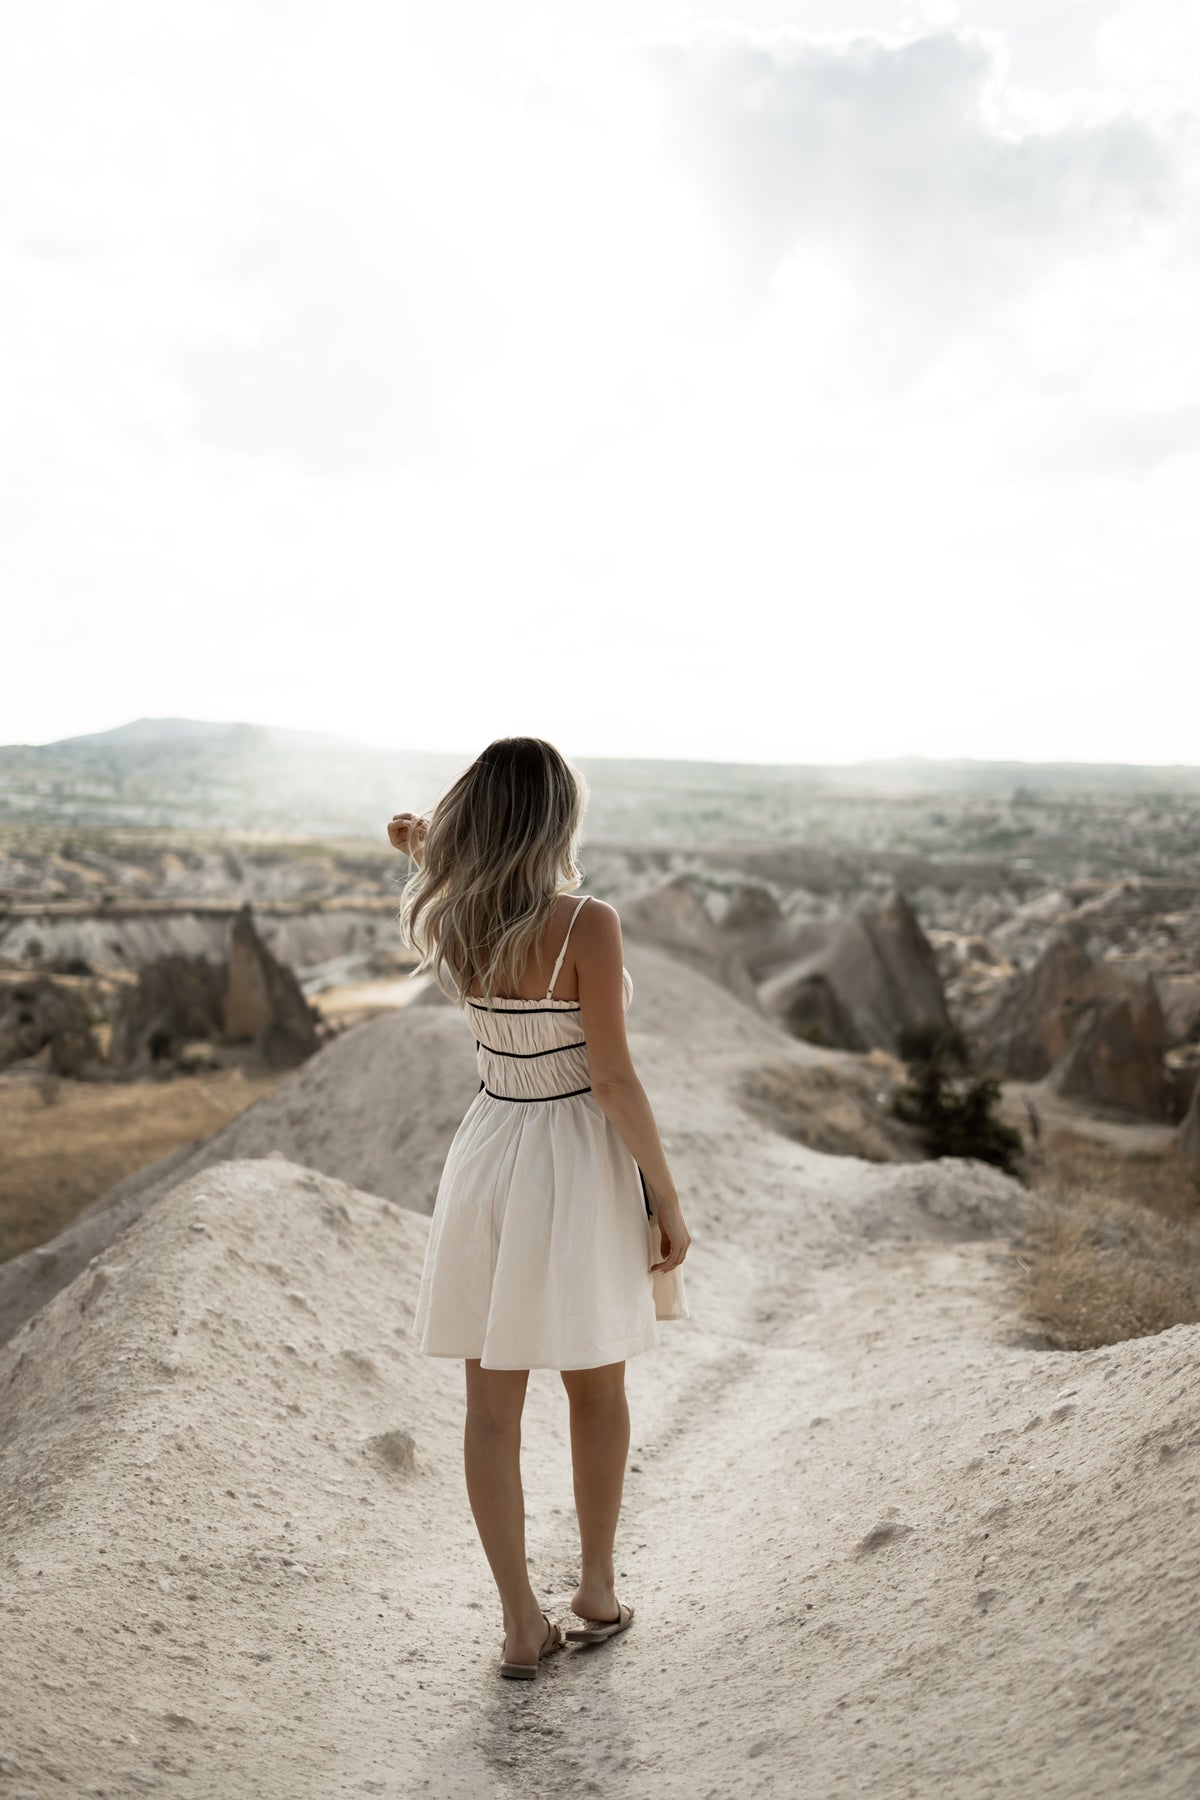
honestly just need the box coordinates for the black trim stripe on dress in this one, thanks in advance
[637,1162,653,1220]
[477,1081,593,1101]
[466,1000,581,1014]
[475,1039,586,1060]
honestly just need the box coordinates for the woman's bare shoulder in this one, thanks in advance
[577,893,620,924]
[575,894,623,952]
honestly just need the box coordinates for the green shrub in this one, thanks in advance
[890,1031,1025,1175]
[897,1022,968,1066]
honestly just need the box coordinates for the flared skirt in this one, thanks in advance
[411,1087,671,1370]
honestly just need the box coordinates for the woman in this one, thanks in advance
[389,736,691,1680]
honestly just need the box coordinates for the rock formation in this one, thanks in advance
[1175,1079,1200,1167]
[1046,990,1169,1118]
[109,954,227,1066]
[619,874,761,1006]
[713,881,788,973]
[223,902,320,1067]
[103,904,321,1071]
[973,929,1168,1118]
[1159,974,1200,1049]
[758,890,952,1056]
[717,881,784,937]
[0,972,100,1075]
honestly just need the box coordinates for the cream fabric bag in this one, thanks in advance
[639,1166,690,1322]
[650,1241,690,1321]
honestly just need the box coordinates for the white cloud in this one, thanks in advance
[2,4,1199,763]
[641,22,1179,381]
[174,197,468,472]
[1,2,492,475]
[1095,0,1200,99]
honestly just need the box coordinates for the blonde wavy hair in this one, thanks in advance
[396,737,589,1004]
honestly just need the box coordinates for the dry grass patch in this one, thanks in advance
[0,1067,286,1262]
[1030,1124,1200,1223]
[997,1119,1200,1349]
[736,1054,926,1163]
[1008,1180,1200,1350]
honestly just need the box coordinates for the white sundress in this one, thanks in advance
[411,893,689,1371]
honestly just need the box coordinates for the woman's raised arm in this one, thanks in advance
[388,812,428,864]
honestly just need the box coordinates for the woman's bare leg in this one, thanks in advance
[560,1360,629,1621]
[463,1359,550,1664]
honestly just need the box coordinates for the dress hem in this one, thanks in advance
[416,1324,659,1372]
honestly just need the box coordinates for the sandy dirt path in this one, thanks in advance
[393,1238,1197,1800]
[2,944,1198,1797]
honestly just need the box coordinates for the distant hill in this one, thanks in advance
[0,719,463,841]
[61,717,364,752]
[1,717,1198,846]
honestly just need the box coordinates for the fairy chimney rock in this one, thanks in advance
[223,903,319,1068]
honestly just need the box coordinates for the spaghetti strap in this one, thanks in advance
[545,895,590,1000]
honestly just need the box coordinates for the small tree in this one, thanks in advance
[891,1027,1025,1176]
[897,1022,969,1067]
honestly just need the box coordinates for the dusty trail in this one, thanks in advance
[2,944,1198,1798]
[400,1229,1197,1800]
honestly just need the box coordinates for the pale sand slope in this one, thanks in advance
[0,1005,478,1347]
[1,949,1198,1798]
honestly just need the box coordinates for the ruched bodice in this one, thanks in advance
[466,967,633,1102]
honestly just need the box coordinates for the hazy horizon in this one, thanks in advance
[10,712,1200,777]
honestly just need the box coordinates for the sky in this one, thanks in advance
[4,0,1198,766]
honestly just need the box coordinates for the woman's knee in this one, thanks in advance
[465,1360,528,1431]
[560,1361,627,1408]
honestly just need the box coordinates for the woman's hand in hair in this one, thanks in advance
[387,813,428,863]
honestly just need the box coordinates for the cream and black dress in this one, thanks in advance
[411,894,688,1370]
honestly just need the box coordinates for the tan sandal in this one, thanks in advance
[498,1612,562,1680]
[564,1600,635,1645]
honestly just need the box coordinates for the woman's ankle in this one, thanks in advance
[502,1591,546,1633]
[572,1572,617,1616]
